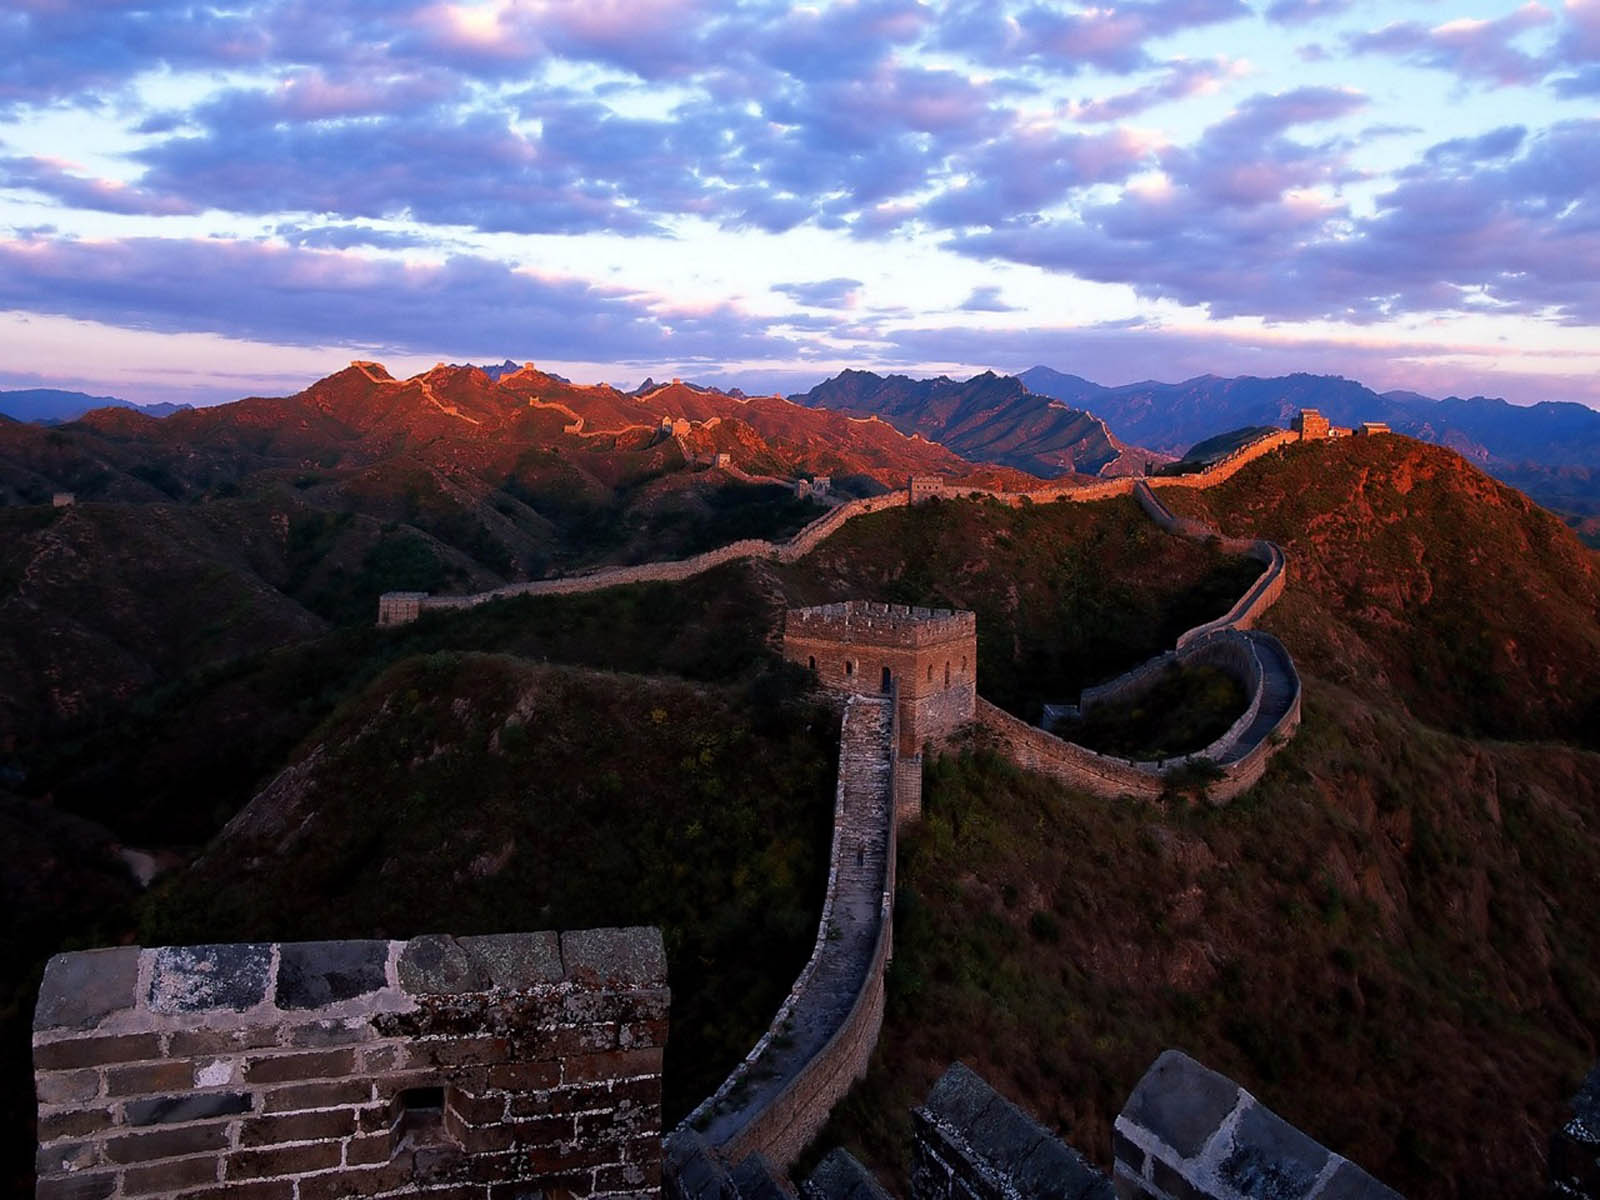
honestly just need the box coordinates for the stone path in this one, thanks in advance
[1217,631,1298,764]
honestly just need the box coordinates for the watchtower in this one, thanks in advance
[783,601,976,755]
[1291,409,1331,440]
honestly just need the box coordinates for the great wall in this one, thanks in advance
[33,415,1600,1199]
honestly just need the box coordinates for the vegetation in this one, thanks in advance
[820,686,1600,1199]
[140,654,838,1125]
[1050,664,1247,759]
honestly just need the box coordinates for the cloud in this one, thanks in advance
[940,0,1251,74]
[1069,57,1246,122]
[1348,3,1558,86]
[0,156,199,216]
[958,285,1018,312]
[1264,0,1353,26]
[773,278,864,309]
[0,235,799,362]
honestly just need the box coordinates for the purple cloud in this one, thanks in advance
[942,0,1250,74]
[1071,57,1243,122]
[0,234,798,363]
[773,278,864,309]
[0,156,198,216]
[1348,3,1558,86]
[1265,0,1353,26]
[958,285,1018,312]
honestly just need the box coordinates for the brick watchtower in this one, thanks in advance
[782,601,976,756]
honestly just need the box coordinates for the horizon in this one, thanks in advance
[2,1,1598,410]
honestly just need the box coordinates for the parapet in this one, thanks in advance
[1551,1061,1600,1199]
[785,601,976,649]
[1114,1050,1400,1200]
[912,1062,1112,1200]
[34,929,667,1200]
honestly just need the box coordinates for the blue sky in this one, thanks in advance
[1,0,1597,407]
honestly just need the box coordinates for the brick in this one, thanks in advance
[345,1132,394,1166]
[225,1140,343,1180]
[359,1043,402,1073]
[619,1019,668,1050]
[104,1122,230,1164]
[288,1019,376,1048]
[597,1160,661,1191]
[459,931,563,987]
[551,1024,619,1056]
[37,1107,114,1140]
[402,1038,509,1069]
[239,1108,357,1147]
[125,1091,253,1126]
[122,1153,222,1195]
[485,1060,560,1092]
[35,1171,117,1200]
[502,1113,575,1147]
[262,1078,372,1112]
[398,934,487,994]
[559,928,665,987]
[105,1059,195,1096]
[356,1104,395,1134]
[295,1165,410,1200]
[446,1089,508,1124]
[610,1076,660,1106]
[560,988,670,1027]
[168,1027,279,1056]
[488,1170,590,1199]
[507,1082,612,1118]
[35,1068,102,1106]
[562,1048,662,1085]
[577,1102,658,1143]
[35,1034,161,1070]
[246,1048,357,1084]
[179,1182,296,1200]
[37,1139,99,1175]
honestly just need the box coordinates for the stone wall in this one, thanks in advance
[33,929,667,1200]
[679,695,897,1172]
[1112,1050,1399,1200]
[911,1063,1112,1200]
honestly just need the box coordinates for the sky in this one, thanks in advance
[1,0,1597,408]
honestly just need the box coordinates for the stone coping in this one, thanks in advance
[34,929,666,1041]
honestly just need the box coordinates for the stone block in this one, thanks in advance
[400,935,488,994]
[804,1147,886,1200]
[148,944,272,1014]
[1119,1050,1241,1159]
[35,948,140,1031]
[562,927,668,987]
[245,1047,357,1084]
[276,940,388,1008]
[35,1034,161,1071]
[1314,1160,1403,1200]
[922,1062,1002,1134]
[1216,1101,1328,1199]
[462,931,565,988]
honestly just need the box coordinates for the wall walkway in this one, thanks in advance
[679,695,897,1170]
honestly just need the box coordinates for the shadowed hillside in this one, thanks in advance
[1159,435,1600,745]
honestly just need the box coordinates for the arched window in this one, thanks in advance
[845,660,854,676]
[927,664,934,682]
[808,655,816,671]
[960,655,967,675]
[944,661,951,687]
[881,666,892,693]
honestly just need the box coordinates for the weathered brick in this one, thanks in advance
[485,1060,561,1092]
[167,1027,279,1057]
[35,1068,102,1106]
[104,1122,230,1164]
[550,1024,619,1056]
[576,1102,658,1143]
[37,1139,99,1175]
[124,1090,253,1126]
[596,1159,661,1191]
[34,948,140,1032]
[276,940,389,1009]
[34,1170,117,1200]
[261,1079,372,1112]
[507,1082,612,1118]
[35,1034,161,1070]
[105,1059,195,1096]
[356,1104,395,1134]
[502,1113,576,1147]
[488,1169,590,1199]
[37,1107,114,1140]
[610,1076,661,1106]
[560,928,665,987]
[619,1019,668,1050]
[560,988,669,1027]
[446,1089,508,1124]
[147,943,272,1014]
[239,1107,358,1147]
[358,1043,403,1073]
[295,1164,409,1200]
[122,1152,222,1195]
[344,1132,394,1166]
[179,1181,296,1200]
[246,1048,357,1084]
[402,1037,510,1069]
[287,1019,376,1048]
[562,1048,662,1085]
[225,1140,343,1180]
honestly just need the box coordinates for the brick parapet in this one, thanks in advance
[786,602,975,650]
[33,930,667,1200]
[1112,1050,1399,1200]
[1550,1062,1600,1199]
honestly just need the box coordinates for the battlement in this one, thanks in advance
[786,601,975,649]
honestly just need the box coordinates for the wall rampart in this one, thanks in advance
[1114,1050,1400,1200]
[32,929,667,1200]
[678,694,897,1171]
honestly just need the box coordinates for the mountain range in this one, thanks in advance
[0,388,190,423]
[1020,366,1600,523]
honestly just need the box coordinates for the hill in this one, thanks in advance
[0,388,188,423]
[814,435,1600,1200]
[790,369,1165,478]
[1020,365,1600,522]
